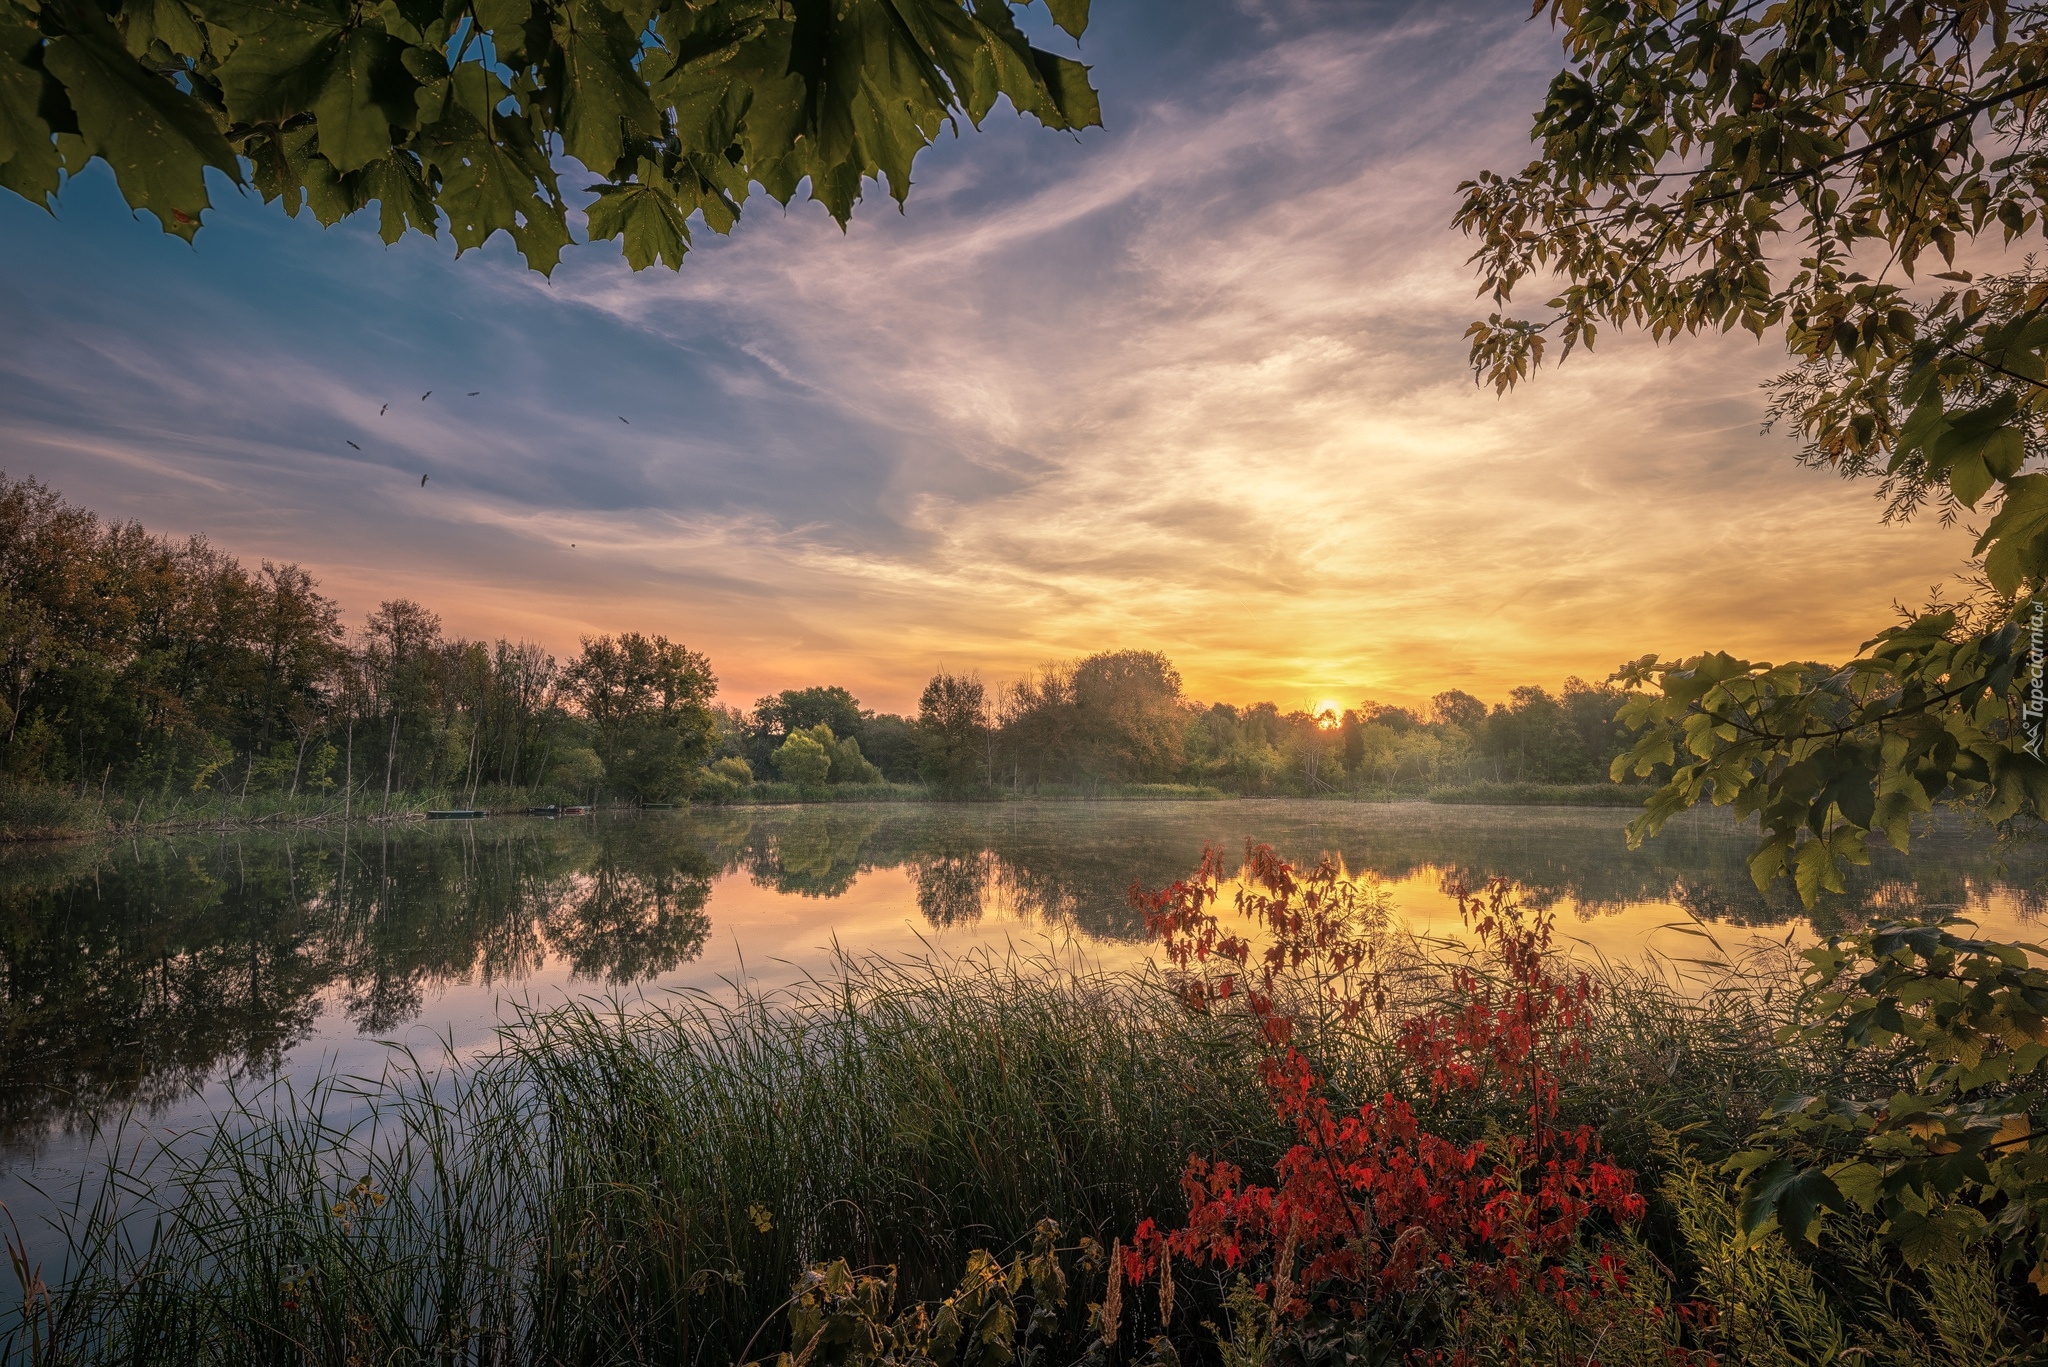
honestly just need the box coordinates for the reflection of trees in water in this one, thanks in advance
[9,802,2048,1157]
[0,842,329,1149]
[546,859,709,983]
[915,852,996,926]
[709,804,2048,942]
[727,809,886,899]
[0,821,712,1152]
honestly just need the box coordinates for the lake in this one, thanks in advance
[4,798,2046,1222]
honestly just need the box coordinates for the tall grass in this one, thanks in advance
[0,784,99,842]
[3,950,1278,1365]
[0,927,1942,1366]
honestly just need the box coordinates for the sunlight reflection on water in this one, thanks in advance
[2,798,2041,1235]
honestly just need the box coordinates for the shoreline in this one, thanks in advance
[0,783,1659,846]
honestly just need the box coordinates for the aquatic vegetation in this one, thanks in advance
[1124,851,1670,1362]
[6,847,2048,1364]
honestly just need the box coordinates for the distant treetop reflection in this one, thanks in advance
[0,820,712,1152]
[2,802,2043,1154]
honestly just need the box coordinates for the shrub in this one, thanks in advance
[1120,848,1689,1363]
[771,732,832,787]
[696,756,756,801]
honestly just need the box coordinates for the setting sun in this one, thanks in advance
[1314,701,1344,727]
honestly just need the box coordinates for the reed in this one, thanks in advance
[0,927,1989,1365]
[2,949,1278,1365]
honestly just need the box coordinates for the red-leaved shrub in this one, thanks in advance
[1121,846,1654,1355]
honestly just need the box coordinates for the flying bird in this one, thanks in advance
[421,391,432,401]
[468,391,480,396]
[618,416,629,424]
[379,403,388,416]
[421,473,429,486]
[346,440,360,450]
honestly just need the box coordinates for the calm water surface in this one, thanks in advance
[4,798,2046,1217]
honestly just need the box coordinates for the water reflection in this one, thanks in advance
[0,822,712,1154]
[701,802,2048,938]
[3,801,2046,1156]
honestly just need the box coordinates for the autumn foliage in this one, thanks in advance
[1123,846,1663,1359]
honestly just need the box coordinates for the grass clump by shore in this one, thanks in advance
[0,775,1644,845]
[5,850,2041,1365]
[3,952,1274,1365]
[0,783,98,842]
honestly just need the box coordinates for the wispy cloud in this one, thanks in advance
[0,0,1976,713]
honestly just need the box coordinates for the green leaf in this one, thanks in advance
[2,0,1103,269]
[357,149,435,242]
[201,0,415,174]
[1950,450,1996,509]
[200,0,351,126]
[556,0,658,176]
[310,27,413,173]
[419,102,567,273]
[585,180,691,269]
[470,0,528,46]
[1739,1156,1848,1244]
[1976,475,2048,596]
[1028,50,1098,128]
[1748,836,1789,893]
[120,0,208,60]
[0,23,60,204]
[1830,1160,1883,1210]
[1794,836,1840,907]
[1037,0,1088,38]
[40,12,241,239]
[1888,1205,1986,1267]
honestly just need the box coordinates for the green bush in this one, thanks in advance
[770,732,832,787]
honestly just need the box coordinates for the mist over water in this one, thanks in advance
[8,803,2045,1134]
[3,799,2043,1219]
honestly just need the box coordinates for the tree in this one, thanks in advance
[238,560,344,794]
[917,668,987,790]
[812,724,883,784]
[769,729,831,787]
[1070,649,1185,784]
[0,0,1099,273]
[562,632,715,802]
[992,663,1075,790]
[857,712,921,782]
[1430,690,1486,732]
[751,686,865,746]
[1460,0,2048,899]
[362,597,441,804]
[1339,708,1366,776]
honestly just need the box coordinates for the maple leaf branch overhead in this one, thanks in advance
[1462,0,2048,907]
[0,0,1101,272]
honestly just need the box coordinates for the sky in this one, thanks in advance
[0,0,1982,717]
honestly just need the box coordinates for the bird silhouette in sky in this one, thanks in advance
[468,391,480,396]
[618,416,629,424]
[421,473,429,486]
[379,403,388,416]
[346,440,360,450]
[421,391,432,401]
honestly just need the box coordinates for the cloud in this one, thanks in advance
[0,0,1977,714]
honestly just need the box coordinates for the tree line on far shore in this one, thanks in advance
[0,475,1635,807]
